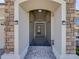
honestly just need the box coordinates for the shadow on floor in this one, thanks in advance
[30,36,51,46]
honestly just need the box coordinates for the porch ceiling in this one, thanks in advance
[20,0,60,12]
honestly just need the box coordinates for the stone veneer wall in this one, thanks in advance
[5,0,14,53]
[66,0,76,54]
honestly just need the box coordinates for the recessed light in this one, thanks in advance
[38,10,42,12]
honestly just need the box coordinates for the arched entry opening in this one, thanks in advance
[1,0,67,59]
[29,9,51,46]
[18,0,63,58]
[15,0,66,59]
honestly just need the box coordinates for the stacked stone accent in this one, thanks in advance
[66,0,76,54]
[5,0,14,53]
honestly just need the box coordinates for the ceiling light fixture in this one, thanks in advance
[38,10,42,12]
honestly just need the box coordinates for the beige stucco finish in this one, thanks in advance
[19,0,64,4]
[19,0,61,12]
[0,5,5,49]
[0,5,5,19]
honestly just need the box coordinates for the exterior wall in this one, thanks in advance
[19,0,64,4]
[0,21,5,49]
[51,2,66,59]
[1,0,79,59]
[61,1,66,55]
[1,0,16,59]
[19,6,29,55]
[5,0,14,53]
[53,6,62,55]
[66,0,76,54]
[59,0,79,59]
[0,5,5,49]
[2,0,65,58]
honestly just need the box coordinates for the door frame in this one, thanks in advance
[34,21,46,38]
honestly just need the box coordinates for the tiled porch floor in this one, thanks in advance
[24,46,56,59]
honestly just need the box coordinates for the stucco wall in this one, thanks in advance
[0,6,5,49]
[19,6,29,54]
[19,0,64,5]
[51,6,62,55]
[0,20,5,49]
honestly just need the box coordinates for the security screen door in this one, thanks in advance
[34,22,46,38]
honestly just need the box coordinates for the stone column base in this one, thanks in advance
[1,54,20,59]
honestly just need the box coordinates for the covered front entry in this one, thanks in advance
[17,0,66,58]
[1,0,69,59]
[29,10,51,46]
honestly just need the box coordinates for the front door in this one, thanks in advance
[34,22,46,38]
